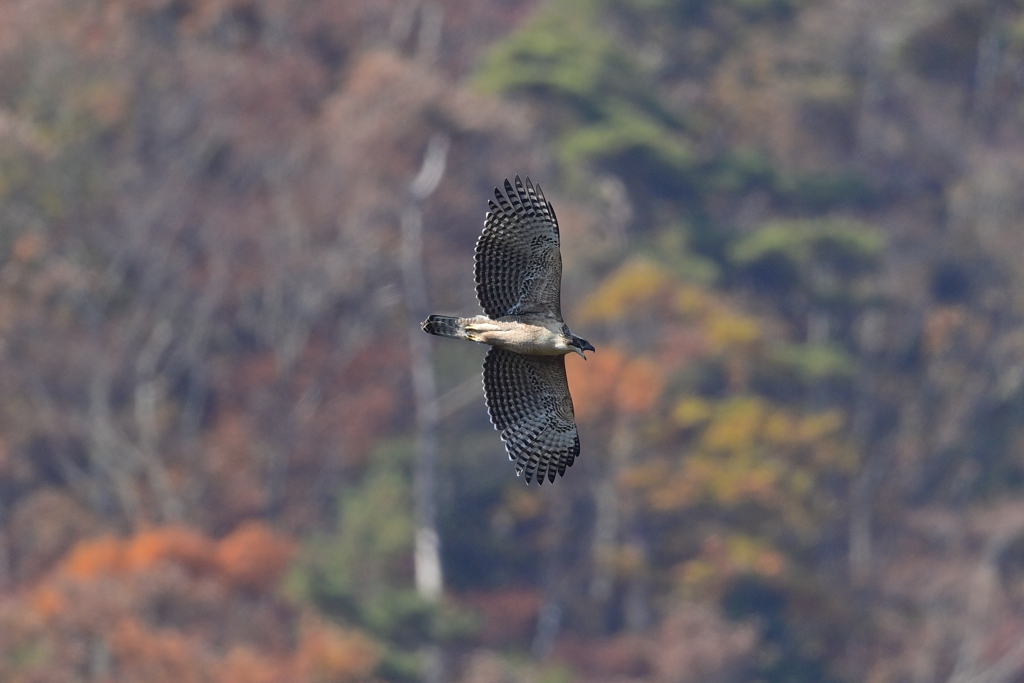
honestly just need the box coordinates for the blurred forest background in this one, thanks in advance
[3,0,1024,681]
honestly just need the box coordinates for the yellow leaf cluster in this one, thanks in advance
[637,395,851,523]
[723,535,785,577]
[763,408,843,447]
[704,308,761,352]
[711,457,780,505]
[672,397,712,428]
[614,543,646,576]
[647,456,713,511]
[581,258,761,342]
[578,259,671,322]
[797,411,843,442]
[700,398,765,453]
[504,487,544,521]
[763,411,797,444]
[672,284,712,316]
[678,534,786,596]
[678,558,718,594]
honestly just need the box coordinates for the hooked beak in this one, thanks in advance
[574,340,596,360]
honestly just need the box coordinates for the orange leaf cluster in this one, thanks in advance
[126,525,218,574]
[62,533,125,579]
[58,521,294,592]
[216,520,297,592]
[567,347,665,420]
[294,613,380,683]
[459,588,544,646]
[615,357,665,414]
[219,646,293,683]
[567,347,626,420]
[6,522,377,683]
[30,583,66,619]
[111,617,213,683]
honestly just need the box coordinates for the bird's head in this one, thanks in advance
[570,335,596,360]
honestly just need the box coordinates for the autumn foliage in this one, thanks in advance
[4,523,374,683]
[1,0,1024,681]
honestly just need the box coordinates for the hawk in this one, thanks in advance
[422,176,594,484]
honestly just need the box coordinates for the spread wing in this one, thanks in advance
[475,176,563,321]
[482,347,579,485]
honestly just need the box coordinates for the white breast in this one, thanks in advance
[467,319,570,356]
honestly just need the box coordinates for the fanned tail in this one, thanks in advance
[421,315,466,339]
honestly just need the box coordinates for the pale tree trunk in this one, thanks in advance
[392,7,448,681]
[590,412,640,631]
[401,133,449,602]
[400,132,449,683]
[849,309,885,586]
[587,181,637,632]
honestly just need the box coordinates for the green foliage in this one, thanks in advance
[477,0,862,268]
[558,101,695,171]
[703,156,874,210]
[730,217,885,311]
[288,440,477,680]
[731,218,885,275]
[375,648,424,682]
[287,441,415,620]
[649,224,722,284]
[477,0,693,182]
[704,149,775,194]
[538,662,576,683]
[611,0,802,23]
[477,0,628,106]
[7,640,48,672]
[766,341,857,383]
[773,170,876,210]
[438,431,545,591]
[728,0,798,15]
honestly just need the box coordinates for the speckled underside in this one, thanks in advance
[475,176,562,321]
[483,347,579,485]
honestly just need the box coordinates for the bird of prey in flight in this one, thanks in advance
[422,176,594,484]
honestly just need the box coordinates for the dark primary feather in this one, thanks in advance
[475,176,563,321]
[482,347,579,484]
